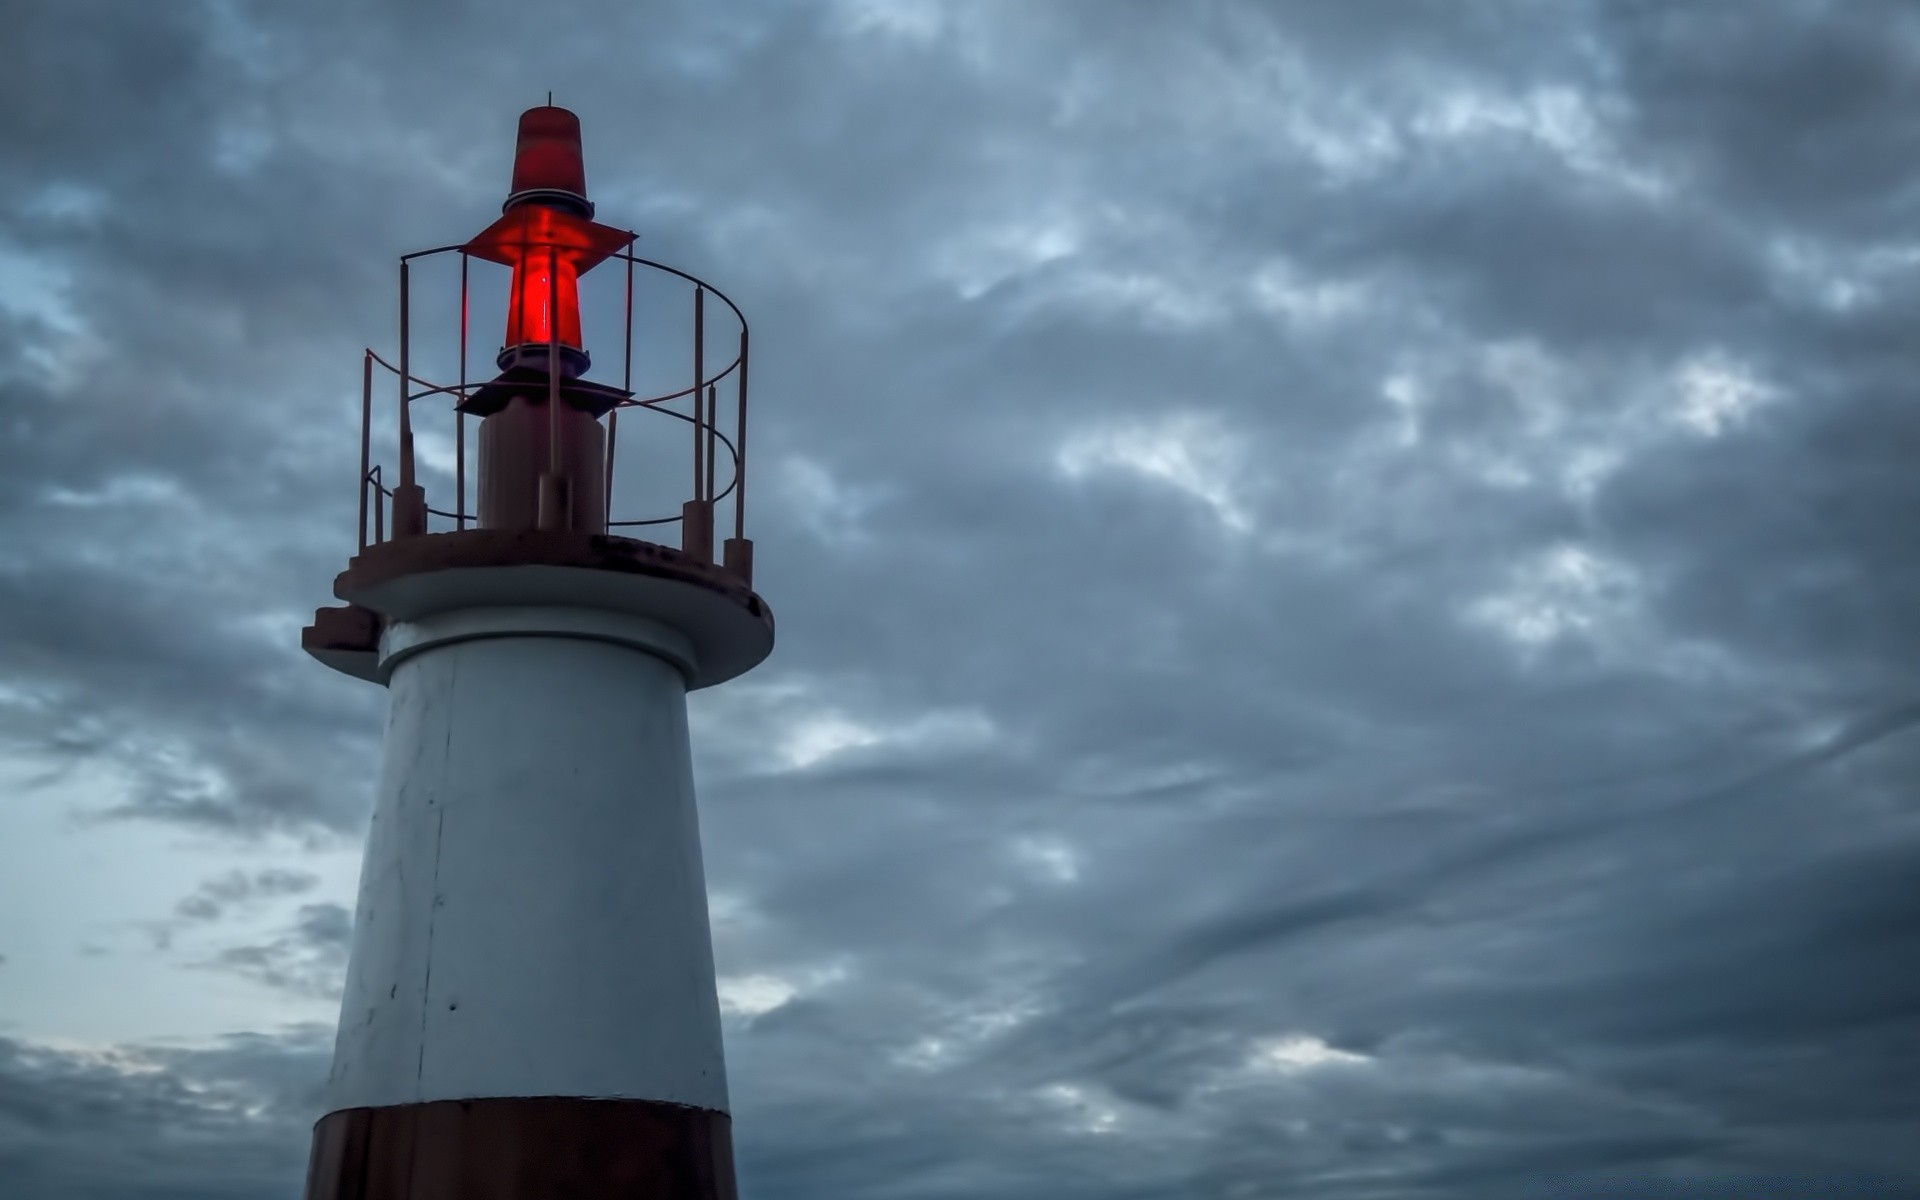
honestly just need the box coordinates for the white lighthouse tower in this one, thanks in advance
[299,106,770,1199]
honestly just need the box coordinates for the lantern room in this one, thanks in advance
[463,200,633,375]
[336,103,756,583]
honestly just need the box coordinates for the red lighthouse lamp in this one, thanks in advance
[462,106,632,377]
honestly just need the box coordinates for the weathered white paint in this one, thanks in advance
[323,605,730,1114]
[378,604,698,683]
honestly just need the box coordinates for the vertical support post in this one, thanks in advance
[540,245,564,530]
[734,328,748,542]
[705,383,718,503]
[358,351,373,552]
[456,252,468,531]
[373,467,385,544]
[684,285,711,562]
[398,261,414,492]
[393,260,425,537]
[607,246,633,527]
[548,252,561,477]
[722,328,752,586]
[682,497,713,564]
[692,287,706,505]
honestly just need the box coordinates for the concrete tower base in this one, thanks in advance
[301,532,773,1200]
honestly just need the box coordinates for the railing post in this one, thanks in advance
[683,498,713,565]
[393,260,426,537]
[705,383,718,503]
[733,328,748,541]
[692,287,706,509]
[398,261,414,491]
[456,251,468,531]
[540,242,565,530]
[722,326,752,587]
[358,351,373,552]
[607,245,634,529]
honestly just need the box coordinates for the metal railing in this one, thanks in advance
[355,244,752,566]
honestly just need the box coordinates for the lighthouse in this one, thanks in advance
[299,106,771,1199]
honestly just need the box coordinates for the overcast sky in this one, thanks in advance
[4,1,1919,1196]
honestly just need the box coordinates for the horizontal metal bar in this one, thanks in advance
[366,350,479,402]
[612,253,751,332]
[613,353,743,409]
[391,246,750,337]
[399,244,469,263]
[608,515,686,528]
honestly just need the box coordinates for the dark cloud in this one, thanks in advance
[173,869,320,924]
[1602,0,1920,236]
[195,903,352,1001]
[3,0,1919,1197]
[0,1031,326,1200]
[144,869,323,952]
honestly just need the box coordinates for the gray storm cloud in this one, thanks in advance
[1,1,1917,1197]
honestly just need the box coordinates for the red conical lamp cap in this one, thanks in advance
[508,106,589,211]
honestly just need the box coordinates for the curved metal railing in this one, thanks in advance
[355,244,751,560]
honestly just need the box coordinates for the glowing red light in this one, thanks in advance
[507,246,582,348]
[463,205,633,355]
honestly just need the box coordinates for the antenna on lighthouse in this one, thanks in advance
[300,106,771,1200]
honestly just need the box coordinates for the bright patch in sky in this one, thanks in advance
[898,998,1036,1070]
[214,124,273,175]
[716,973,797,1018]
[1038,1082,1121,1134]
[779,712,885,769]
[834,0,945,42]
[775,705,996,771]
[1672,353,1774,437]
[1278,96,1401,183]
[1379,371,1426,449]
[1416,86,1668,197]
[22,183,110,223]
[1057,414,1252,533]
[1057,268,1225,329]
[716,963,848,1019]
[933,213,1083,300]
[1763,237,1920,312]
[1386,336,1772,514]
[410,428,460,480]
[1250,259,1370,328]
[41,475,190,510]
[1012,836,1081,884]
[1251,1034,1371,1074]
[0,242,86,336]
[775,455,887,545]
[1468,544,1644,652]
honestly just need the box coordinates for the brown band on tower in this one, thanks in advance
[303,1097,737,1200]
